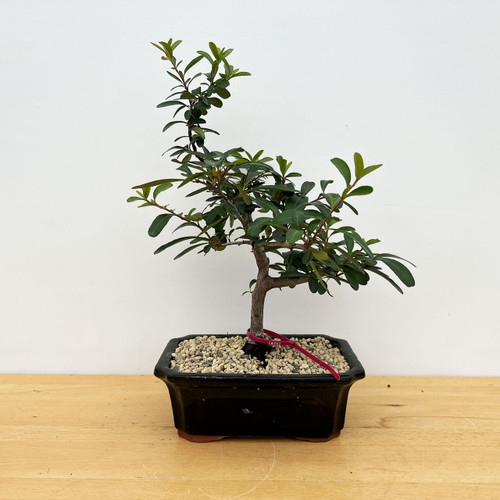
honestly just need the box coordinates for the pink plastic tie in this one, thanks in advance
[246,328,340,380]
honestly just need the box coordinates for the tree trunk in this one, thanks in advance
[250,277,268,338]
[243,246,273,360]
[242,244,310,360]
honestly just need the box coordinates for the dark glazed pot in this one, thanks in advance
[154,334,365,441]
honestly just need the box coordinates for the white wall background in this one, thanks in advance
[1,0,498,375]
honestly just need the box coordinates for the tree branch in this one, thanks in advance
[260,241,307,250]
[218,240,252,248]
[268,275,310,290]
[307,179,360,247]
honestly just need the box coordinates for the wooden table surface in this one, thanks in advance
[1,375,498,499]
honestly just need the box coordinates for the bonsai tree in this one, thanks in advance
[128,39,415,356]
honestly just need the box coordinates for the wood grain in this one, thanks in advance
[1,375,499,499]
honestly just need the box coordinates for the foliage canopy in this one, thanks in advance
[128,39,415,336]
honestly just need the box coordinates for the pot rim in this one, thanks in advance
[154,333,365,384]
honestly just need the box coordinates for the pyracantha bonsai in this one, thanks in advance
[128,39,415,357]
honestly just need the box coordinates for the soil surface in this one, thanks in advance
[171,335,350,375]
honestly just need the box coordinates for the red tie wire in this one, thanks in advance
[246,328,340,380]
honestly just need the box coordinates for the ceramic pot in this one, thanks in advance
[154,334,365,442]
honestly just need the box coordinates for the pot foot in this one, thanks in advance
[178,430,227,442]
[296,431,341,442]
[177,429,341,442]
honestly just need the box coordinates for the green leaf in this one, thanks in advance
[345,233,354,253]
[171,39,182,51]
[354,152,364,179]
[180,91,195,99]
[317,280,328,295]
[320,179,333,192]
[186,186,209,198]
[378,257,415,287]
[215,79,230,88]
[235,184,251,205]
[222,200,242,220]
[346,186,373,197]
[213,86,231,99]
[309,261,323,281]
[254,198,279,215]
[331,158,351,186]
[148,214,174,237]
[210,97,223,108]
[300,181,315,196]
[343,264,369,289]
[179,172,206,188]
[208,41,220,59]
[247,217,273,238]
[244,166,264,184]
[153,183,173,199]
[197,50,214,63]
[157,100,185,108]
[359,163,383,178]
[367,267,403,294]
[190,212,203,221]
[127,196,143,203]
[349,231,374,257]
[326,193,342,208]
[270,228,284,243]
[209,60,220,79]
[132,178,180,189]
[274,209,304,228]
[174,243,206,260]
[166,71,182,83]
[286,229,303,244]
[312,248,329,261]
[154,236,195,254]
[191,126,205,139]
[343,201,359,215]
[334,246,362,270]
[302,250,313,265]
[184,55,203,73]
[334,228,374,258]
[203,127,220,135]
[342,269,359,290]
[308,275,318,293]
[255,183,296,193]
[173,221,199,233]
[376,252,416,267]
[151,42,164,53]
[276,155,290,176]
[162,121,184,132]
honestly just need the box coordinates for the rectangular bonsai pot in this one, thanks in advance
[154,334,365,440]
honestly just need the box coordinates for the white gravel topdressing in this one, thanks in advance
[171,335,350,375]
